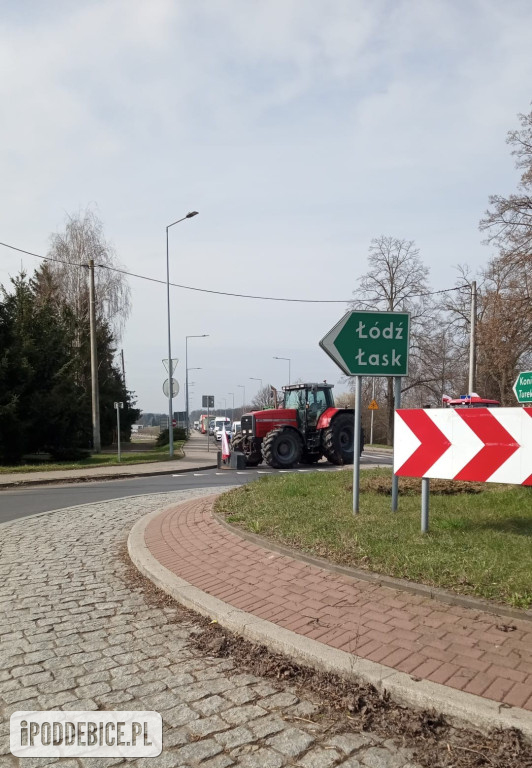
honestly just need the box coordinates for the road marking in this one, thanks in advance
[257,471,272,474]
[236,471,247,475]
[364,452,392,460]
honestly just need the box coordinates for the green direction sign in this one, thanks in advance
[513,371,532,404]
[320,310,410,376]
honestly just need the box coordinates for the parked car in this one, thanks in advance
[214,417,231,441]
[216,425,232,442]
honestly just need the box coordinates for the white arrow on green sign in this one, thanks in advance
[319,310,410,377]
[513,371,532,404]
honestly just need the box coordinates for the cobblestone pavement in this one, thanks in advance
[0,489,420,768]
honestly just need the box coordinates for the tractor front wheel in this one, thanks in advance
[231,434,262,466]
[231,434,244,454]
[262,427,302,469]
[322,413,354,465]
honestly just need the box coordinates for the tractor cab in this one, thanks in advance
[282,383,335,430]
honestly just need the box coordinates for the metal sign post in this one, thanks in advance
[421,478,430,533]
[114,402,123,462]
[368,379,378,446]
[391,377,402,512]
[353,376,362,513]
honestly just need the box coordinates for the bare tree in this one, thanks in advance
[477,106,532,401]
[251,385,275,410]
[480,106,532,264]
[349,236,433,443]
[46,208,131,341]
[476,256,532,402]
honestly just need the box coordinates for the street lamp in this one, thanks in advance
[273,356,291,385]
[186,332,209,433]
[238,384,246,415]
[249,377,263,390]
[228,392,235,423]
[166,211,198,457]
[221,397,227,418]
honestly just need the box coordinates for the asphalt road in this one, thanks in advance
[0,451,393,524]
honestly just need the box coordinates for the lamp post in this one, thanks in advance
[221,397,227,418]
[166,211,198,457]
[238,384,245,416]
[228,392,234,424]
[186,331,209,434]
[273,356,291,385]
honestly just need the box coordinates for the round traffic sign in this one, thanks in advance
[172,419,177,427]
[163,378,179,398]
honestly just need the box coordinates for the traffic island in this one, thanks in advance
[128,494,532,742]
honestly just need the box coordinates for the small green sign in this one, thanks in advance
[513,371,532,404]
[320,310,410,377]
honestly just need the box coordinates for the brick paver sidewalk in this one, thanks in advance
[145,495,532,712]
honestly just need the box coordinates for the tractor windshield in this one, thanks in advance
[284,390,305,409]
[283,386,334,410]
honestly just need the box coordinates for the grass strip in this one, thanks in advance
[0,443,185,473]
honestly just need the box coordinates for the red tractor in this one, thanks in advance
[231,382,362,469]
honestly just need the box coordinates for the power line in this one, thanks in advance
[0,239,466,303]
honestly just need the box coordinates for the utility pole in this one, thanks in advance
[120,349,126,388]
[88,259,101,453]
[468,280,477,394]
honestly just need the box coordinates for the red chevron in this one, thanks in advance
[396,409,451,476]
[454,409,519,482]
[524,409,532,486]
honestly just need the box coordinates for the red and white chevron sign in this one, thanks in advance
[394,408,532,485]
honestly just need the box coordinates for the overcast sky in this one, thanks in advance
[1,0,531,415]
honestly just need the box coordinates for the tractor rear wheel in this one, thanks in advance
[262,427,302,469]
[322,413,354,465]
